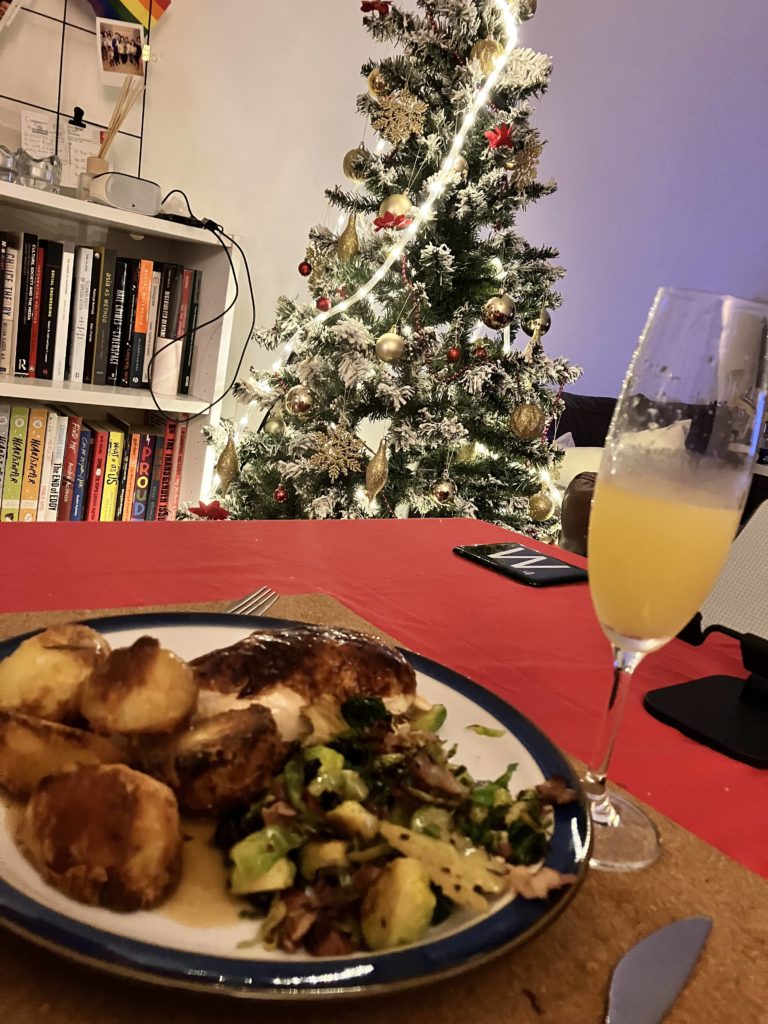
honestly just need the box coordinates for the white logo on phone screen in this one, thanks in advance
[489,545,562,575]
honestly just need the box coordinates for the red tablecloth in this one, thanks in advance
[1,519,763,877]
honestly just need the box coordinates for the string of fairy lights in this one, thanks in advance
[229,0,521,449]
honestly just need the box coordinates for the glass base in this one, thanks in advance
[588,790,661,872]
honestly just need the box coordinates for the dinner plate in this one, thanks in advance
[0,612,590,999]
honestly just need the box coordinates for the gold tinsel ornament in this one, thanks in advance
[365,438,389,502]
[367,68,389,102]
[510,402,547,441]
[470,38,504,75]
[304,425,365,483]
[216,435,239,495]
[336,214,360,262]
[506,137,543,188]
[342,146,368,182]
[371,90,428,146]
[529,490,555,522]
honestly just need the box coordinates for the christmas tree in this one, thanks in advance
[206,0,580,537]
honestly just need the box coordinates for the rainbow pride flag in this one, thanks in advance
[87,0,171,30]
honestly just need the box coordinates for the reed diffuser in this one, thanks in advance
[78,77,145,201]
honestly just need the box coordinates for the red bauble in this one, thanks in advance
[273,485,288,504]
[316,296,332,312]
[447,346,462,364]
[298,261,312,277]
[474,346,488,359]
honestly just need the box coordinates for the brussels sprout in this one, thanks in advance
[231,857,295,895]
[361,857,436,950]
[299,840,350,880]
[409,704,447,734]
[230,825,300,888]
[326,800,380,841]
[410,806,452,840]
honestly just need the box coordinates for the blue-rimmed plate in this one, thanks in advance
[0,612,590,999]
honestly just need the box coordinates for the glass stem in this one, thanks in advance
[583,646,644,826]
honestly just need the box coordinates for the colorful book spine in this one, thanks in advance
[1,233,21,377]
[52,242,74,383]
[0,404,9,498]
[155,421,177,520]
[145,438,165,521]
[82,248,103,385]
[143,267,162,385]
[178,269,201,394]
[167,420,188,520]
[85,426,109,521]
[92,248,117,385]
[120,433,141,521]
[130,435,156,521]
[18,407,47,521]
[99,430,124,521]
[37,241,63,380]
[118,259,139,387]
[36,409,59,519]
[151,264,183,396]
[70,427,92,522]
[28,244,45,378]
[114,431,133,520]
[106,257,129,386]
[15,234,37,375]
[129,259,153,387]
[46,413,69,521]
[56,414,83,520]
[67,247,94,383]
[1,406,28,521]
[0,234,6,373]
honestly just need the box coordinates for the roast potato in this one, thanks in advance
[80,637,197,736]
[0,624,109,722]
[17,764,182,911]
[0,711,124,798]
[143,705,290,813]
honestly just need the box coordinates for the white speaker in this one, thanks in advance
[89,174,162,216]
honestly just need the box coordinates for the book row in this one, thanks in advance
[0,403,188,523]
[0,231,203,396]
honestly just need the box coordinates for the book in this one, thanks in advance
[0,403,9,499]
[56,411,83,520]
[155,420,177,520]
[45,413,69,521]
[18,407,47,521]
[152,263,184,396]
[145,434,165,521]
[92,247,117,385]
[143,267,162,386]
[85,424,109,521]
[114,430,135,520]
[1,232,21,377]
[66,247,94,383]
[36,409,59,518]
[167,420,188,521]
[106,258,129,386]
[178,269,202,395]
[15,233,38,375]
[99,429,125,521]
[82,248,104,385]
[52,242,74,383]
[37,241,63,380]
[120,432,142,521]
[1,406,28,521]
[70,427,92,522]
[0,234,6,371]
[129,259,153,387]
[28,243,46,378]
[118,259,139,387]
[130,434,156,521]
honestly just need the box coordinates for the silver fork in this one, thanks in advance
[229,586,279,617]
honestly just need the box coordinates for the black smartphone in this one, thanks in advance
[454,541,588,587]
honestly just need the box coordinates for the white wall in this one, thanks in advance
[3,0,768,403]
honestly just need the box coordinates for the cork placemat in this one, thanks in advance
[0,596,765,1024]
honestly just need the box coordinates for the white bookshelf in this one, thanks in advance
[0,181,240,510]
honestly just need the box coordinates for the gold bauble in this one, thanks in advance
[521,309,552,337]
[432,478,456,503]
[342,146,368,183]
[379,193,412,218]
[263,406,284,435]
[285,384,314,417]
[510,402,547,441]
[456,441,479,464]
[336,214,360,262]
[216,435,239,496]
[481,293,516,330]
[375,330,405,363]
[365,438,389,502]
[529,490,555,522]
[367,68,388,102]
[515,0,537,21]
[470,39,504,75]
[452,155,469,182]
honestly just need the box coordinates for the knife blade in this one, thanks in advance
[606,916,712,1024]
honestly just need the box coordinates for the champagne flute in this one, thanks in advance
[584,287,767,872]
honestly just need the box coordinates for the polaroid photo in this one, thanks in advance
[0,0,24,41]
[96,17,145,87]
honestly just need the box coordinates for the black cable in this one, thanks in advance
[145,190,257,425]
